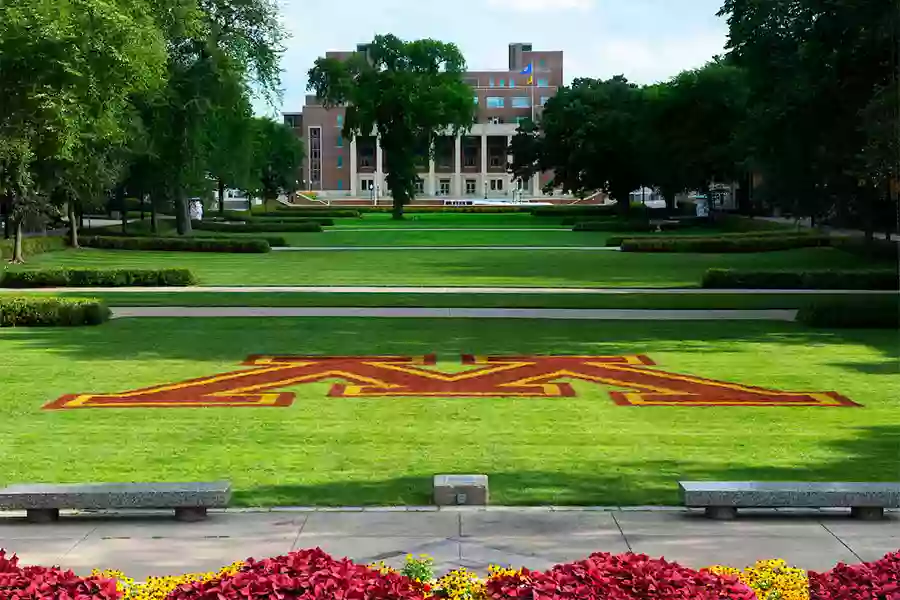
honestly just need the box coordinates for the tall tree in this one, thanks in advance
[510,76,647,215]
[249,117,304,208]
[0,0,167,261]
[308,35,477,220]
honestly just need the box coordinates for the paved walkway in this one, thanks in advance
[111,307,800,321]
[1,508,896,578]
[325,228,568,232]
[21,286,897,295]
[272,246,619,251]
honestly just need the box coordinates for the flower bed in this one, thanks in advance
[1,548,897,600]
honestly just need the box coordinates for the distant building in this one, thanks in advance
[283,42,563,200]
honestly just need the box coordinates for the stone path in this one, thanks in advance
[271,246,620,251]
[1,508,896,579]
[18,286,896,295]
[111,307,800,321]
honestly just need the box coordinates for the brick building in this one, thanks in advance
[283,42,562,201]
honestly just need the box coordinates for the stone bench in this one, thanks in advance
[433,474,488,506]
[0,481,231,523]
[680,481,900,520]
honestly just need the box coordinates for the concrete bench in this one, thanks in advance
[434,474,489,506]
[680,481,900,520]
[0,481,231,523]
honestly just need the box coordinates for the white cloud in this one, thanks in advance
[487,0,593,11]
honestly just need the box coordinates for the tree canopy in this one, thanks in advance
[308,34,476,219]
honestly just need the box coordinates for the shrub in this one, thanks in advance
[797,298,900,328]
[0,297,110,327]
[0,236,67,260]
[605,230,825,248]
[275,207,361,218]
[716,215,798,232]
[166,548,427,600]
[1,268,197,288]
[0,550,120,597]
[245,216,334,226]
[809,551,900,600]
[832,237,899,263]
[702,268,899,290]
[622,235,833,253]
[78,227,288,248]
[574,220,656,232]
[485,552,755,600]
[357,205,534,214]
[80,235,270,253]
[192,221,322,233]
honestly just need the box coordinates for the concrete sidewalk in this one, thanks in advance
[272,246,620,251]
[16,286,896,294]
[1,508,896,579]
[110,307,800,321]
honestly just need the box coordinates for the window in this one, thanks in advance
[336,135,343,148]
[515,116,529,126]
[508,78,515,88]
[337,179,343,190]
[499,79,505,87]
[337,156,343,168]
[361,179,375,191]
[336,114,343,127]
[537,78,549,88]
[490,179,504,191]
[489,78,495,87]
[360,147,373,168]
[540,96,550,106]
[308,127,322,188]
[473,95,479,105]
[539,58,546,67]
[463,145,477,167]
[523,44,533,51]
[284,115,298,127]
[489,153,504,168]
[512,97,530,108]
[465,179,477,195]
[487,116,504,125]
[439,179,451,196]
[486,97,505,109]
[414,178,425,194]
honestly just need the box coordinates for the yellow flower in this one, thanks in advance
[707,559,809,600]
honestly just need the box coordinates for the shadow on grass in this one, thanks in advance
[233,426,900,507]
[4,318,898,364]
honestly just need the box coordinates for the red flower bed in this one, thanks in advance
[166,548,427,600]
[809,551,900,600]
[484,552,756,600]
[0,550,119,600]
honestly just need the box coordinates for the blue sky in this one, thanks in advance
[270,0,729,115]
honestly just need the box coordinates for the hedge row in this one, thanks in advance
[80,235,270,253]
[194,221,322,233]
[702,268,899,290]
[78,227,289,248]
[0,236,67,260]
[797,298,899,328]
[0,297,110,327]
[573,220,687,233]
[1,268,196,288]
[832,237,899,262]
[274,207,361,217]
[218,212,335,226]
[621,235,833,253]
[605,230,821,247]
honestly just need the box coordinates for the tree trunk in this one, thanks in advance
[175,195,192,235]
[68,200,79,248]
[391,193,405,220]
[218,179,226,217]
[11,220,23,263]
[150,197,159,234]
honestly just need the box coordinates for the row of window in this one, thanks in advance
[333,178,508,194]
[484,96,551,109]
[487,77,549,88]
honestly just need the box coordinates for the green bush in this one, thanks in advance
[356,205,534,214]
[701,268,899,290]
[533,205,620,218]
[573,220,689,233]
[716,215,797,232]
[78,227,288,248]
[1,268,197,288]
[80,236,270,253]
[274,207,361,218]
[0,297,110,327]
[192,221,322,233]
[605,230,821,248]
[242,216,333,226]
[622,235,833,253]
[797,298,900,328]
[0,236,67,260]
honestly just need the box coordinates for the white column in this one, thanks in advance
[453,135,462,197]
[375,137,384,201]
[480,134,488,198]
[349,137,358,197]
[507,135,513,196]
[427,155,436,196]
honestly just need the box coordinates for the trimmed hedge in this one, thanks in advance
[274,207,361,218]
[0,297,110,327]
[797,298,900,328]
[80,235,270,253]
[702,268,899,290]
[78,227,288,248]
[193,221,322,233]
[832,237,899,262]
[605,230,821,248]
[574,220,688,233]
[621,234,833,253]
[356,205,534,214]
[1,268,197,288]
[0,236,67,260]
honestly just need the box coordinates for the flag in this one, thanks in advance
[527,75,534,85]
[520,63,533,75]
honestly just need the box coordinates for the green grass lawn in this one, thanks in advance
[1,317,897,506]
[12,247,871,287]
[246,229,606,247]
[6,290,893,309]
[294,212,568,229]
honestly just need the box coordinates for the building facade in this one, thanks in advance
[283,42,562,200]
